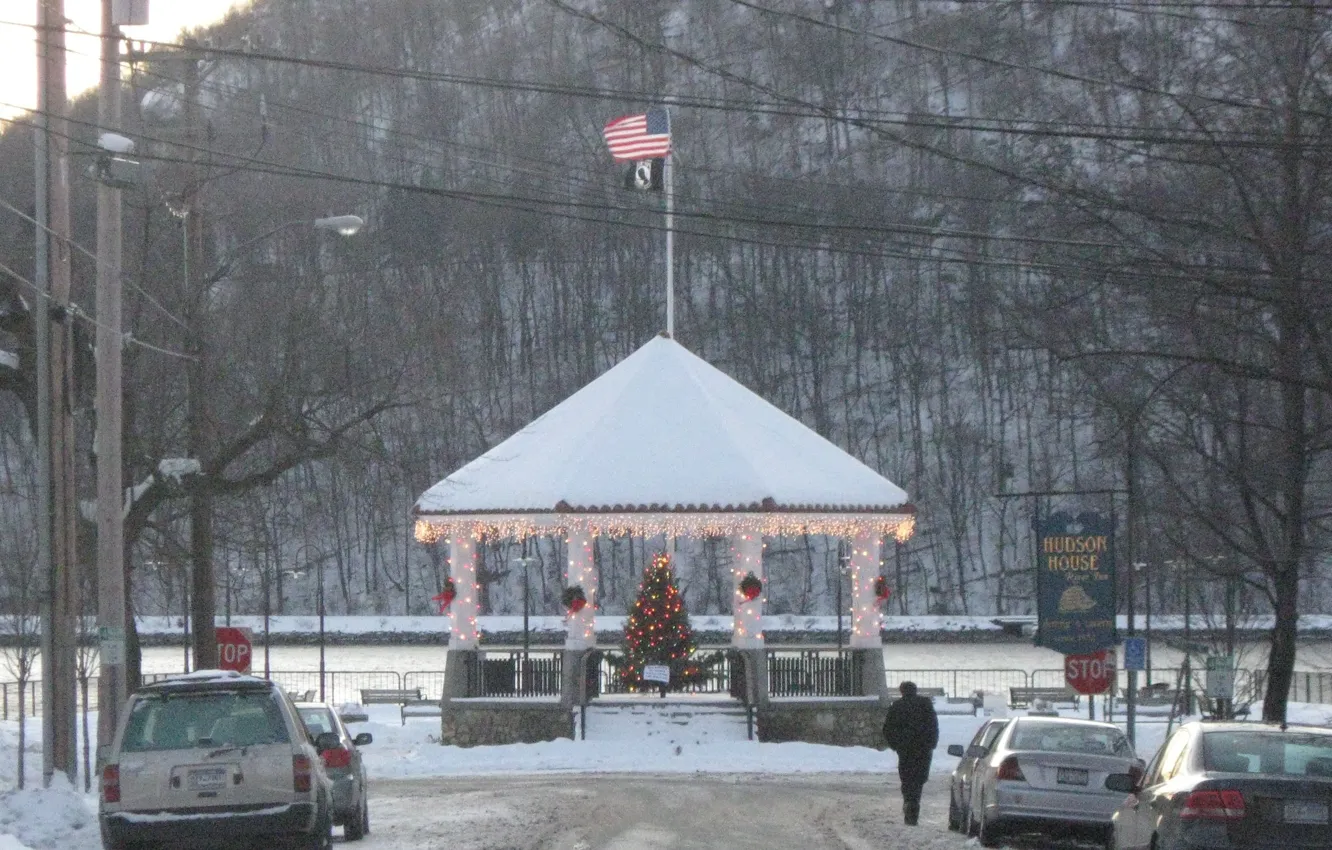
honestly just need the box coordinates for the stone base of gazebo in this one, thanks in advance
[437,647,890,747]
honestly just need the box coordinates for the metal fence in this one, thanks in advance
[6,664,1332,721]
[0,677,100,722]
[475,652,562,697]
[768,650,865,696]
[886,668,1030,700]
[590,649,734,696]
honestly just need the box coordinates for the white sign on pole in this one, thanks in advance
[643,664,671,685]
[98,625,126,665]
[1205,655,1235,699]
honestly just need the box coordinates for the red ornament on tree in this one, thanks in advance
[873,576,891,605]
[739,571,763,602]
[562,585,588,613]
[432,579,457,613]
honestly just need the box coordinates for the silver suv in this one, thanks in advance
[98,670,335,850]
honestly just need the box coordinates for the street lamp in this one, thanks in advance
[318,556,327,703]
[836,542,851,649]
[513,555,538,655]
[183,212,362,673]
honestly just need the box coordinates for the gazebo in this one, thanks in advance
[413,334,915,744]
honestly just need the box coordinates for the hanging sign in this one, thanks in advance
[1034,511,1116,654]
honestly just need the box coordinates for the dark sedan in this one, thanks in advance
[298,702,373,842]
[947,717,1009,833]
[1107,720,1332,850]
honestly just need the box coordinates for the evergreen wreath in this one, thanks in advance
[561,585,588,612]
[739,571,763,601]
[432,578,457,612]
[874,575,891,603]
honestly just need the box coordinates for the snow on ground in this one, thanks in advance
[1,701,1330,850]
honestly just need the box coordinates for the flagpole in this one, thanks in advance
[664,143,674,339]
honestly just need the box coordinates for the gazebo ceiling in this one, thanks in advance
[413,334,914,540]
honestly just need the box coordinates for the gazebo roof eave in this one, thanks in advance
[411,504,917,543]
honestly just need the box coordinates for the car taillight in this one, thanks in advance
[996,756,1025,781]
[321,747,351,769]
[1180,789,1246,820]
[101,764,121,803]
[293,754,313,793]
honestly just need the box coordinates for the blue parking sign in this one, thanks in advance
[1123,637,1147,671]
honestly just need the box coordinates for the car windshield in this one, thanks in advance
[1202,731,1332,776]
[298,707,337,737]
[121,691,289,752]
[1011,723,1133,757]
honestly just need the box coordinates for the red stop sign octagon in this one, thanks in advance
[216,626,253,673]
[1064,649,1114,695]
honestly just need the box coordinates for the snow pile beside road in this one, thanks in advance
[0,774,97,850]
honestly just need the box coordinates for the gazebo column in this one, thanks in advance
[848,530,889,700]
[730,532,768,705]
[561,528,597,709]
[441,534,481,709]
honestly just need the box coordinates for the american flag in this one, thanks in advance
[603,107,672,162]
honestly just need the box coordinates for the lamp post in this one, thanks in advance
[318,556,327,703]
[181,212,362,672]
[836,542,851,649]
[513,552,538,695]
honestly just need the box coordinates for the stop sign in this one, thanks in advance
[216,626,253,673]
[1064,649,1115,695]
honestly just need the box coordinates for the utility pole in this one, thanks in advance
[96,0,129,752]
[37,0,81,785]
[182,48,218,670]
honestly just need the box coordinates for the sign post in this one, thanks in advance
[215,626,253,674]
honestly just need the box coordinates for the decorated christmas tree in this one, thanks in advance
[619,551,700,692]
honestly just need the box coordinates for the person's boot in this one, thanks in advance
[903,801,919,826]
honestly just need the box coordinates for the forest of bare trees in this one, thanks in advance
[0,1,1329,718]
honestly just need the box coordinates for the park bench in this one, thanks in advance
[359,687,440,725]
[885,687,978,714]
[400,699,443,725]
[1009,686,1081,709]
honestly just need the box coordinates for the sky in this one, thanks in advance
[0,0,251,121]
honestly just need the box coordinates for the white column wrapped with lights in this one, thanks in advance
[564,528,597,649]
[448,535,480,649]
[730,533,764,648]
[848,530,884,648]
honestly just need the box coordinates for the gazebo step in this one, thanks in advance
[581,701,752,742]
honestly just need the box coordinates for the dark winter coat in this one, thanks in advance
[882,693,939,787]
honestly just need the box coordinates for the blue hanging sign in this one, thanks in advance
[1034,511,1116,654]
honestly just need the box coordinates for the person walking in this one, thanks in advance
[881,680,939,825]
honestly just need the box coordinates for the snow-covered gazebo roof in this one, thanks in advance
[413,334,914,541]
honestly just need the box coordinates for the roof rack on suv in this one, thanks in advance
[141,669,272,692]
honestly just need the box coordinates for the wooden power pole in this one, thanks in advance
[96,0,131,751]
[37,0,81,785]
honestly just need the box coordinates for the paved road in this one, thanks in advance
[356,773,965,850]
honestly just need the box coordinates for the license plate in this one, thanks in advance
[188,767,227,791]
[1056,767,1089,786]
[1284,800,1329,824]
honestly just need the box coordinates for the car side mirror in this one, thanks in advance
[353,732,373,747]
[1105,773,1139,793]
[314,731,340,752]
[947,744,965,757]
[966,744,989,759]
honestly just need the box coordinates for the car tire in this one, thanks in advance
[296,799,333,850]
[947,794,961,832]
[344,795,368,842]
[978,810,1004,848]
